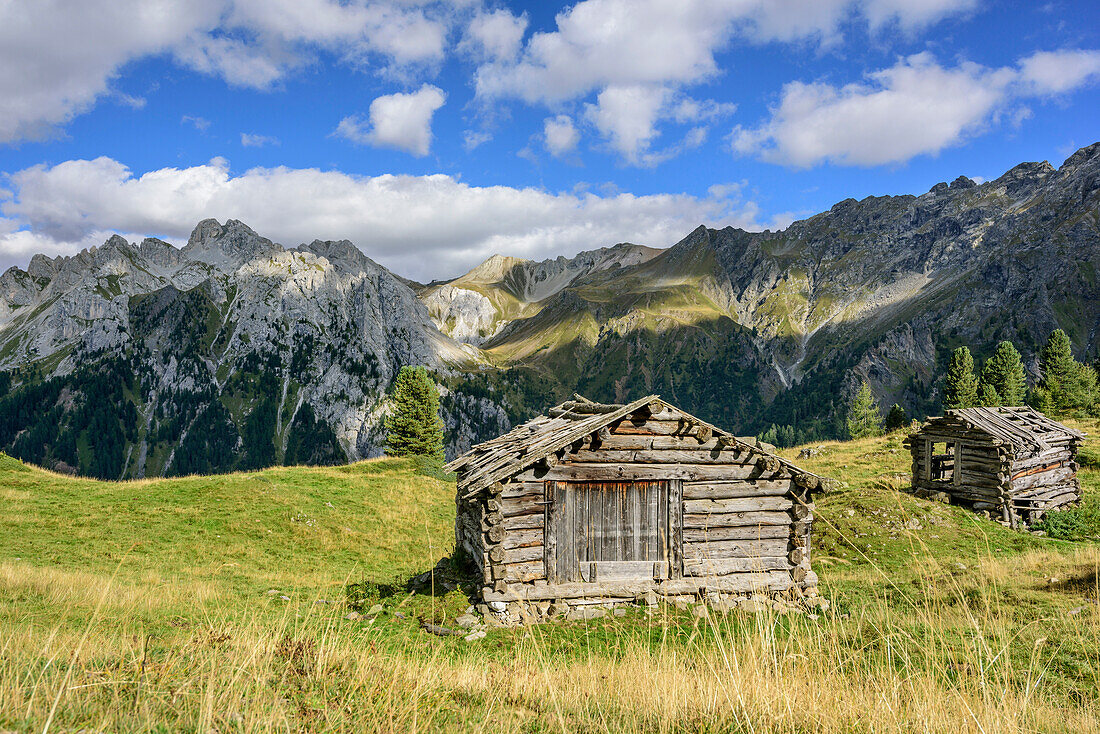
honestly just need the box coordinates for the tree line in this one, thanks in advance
[844,328,1098,441]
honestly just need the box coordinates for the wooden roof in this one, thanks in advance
[917,406,1084,456]
[447,394,819,496]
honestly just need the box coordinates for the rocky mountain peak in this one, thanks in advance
[182,218,280,270]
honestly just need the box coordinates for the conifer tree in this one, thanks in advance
[978,382,1001,407]
[1037,329,1097,415]
[980,341,1026,405]
[943,347,979,409]
[884,403,908,432]
[385,366,444,459]
[846,382,883,440]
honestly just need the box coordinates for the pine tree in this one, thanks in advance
[884,403,908,432]
[845,382,883,440]
[385,366,445,459]
[943,347,979,409]
[978,382,1000,407]
[1037,329,1096,415]
[980,341,1026,405]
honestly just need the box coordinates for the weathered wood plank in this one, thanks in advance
[683,556,791,576]
[514,462,780,482]
[504,513,545,530]
[500,493,544,518]
[566,449,755,465]
[682,480,792,499]
[683,497,793,514]
[500,560,545,582]
[682,538,789,558]
[682,525,790,542]
[501,481,544,499]
[683,511,792,528]
[669,479,682,579]
[503,545,544,564]
[503,527,543,550]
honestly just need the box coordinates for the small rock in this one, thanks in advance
[1048,577,1060,585]
[692,605,708,618]
[367,604,384,616]
[464,630,487,641]
[954,563,967,571]
[266,589,280,596]
[846,509,856,517]
[344,611,361,621]
[394,611,406,620]
[455,613,480,629]
[279,595,290,601]
[1031,530,1046,537]
[566,607,608,621]
[638,590,659,607]
[613,608,627,617]
[464,605,475,615]
[1068,606,1085,616]
[738,599,768,613]
[488,601,507,613]
[905,518,922,530]
[547,601,569,618]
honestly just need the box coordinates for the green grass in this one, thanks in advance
[1,425,1098,732]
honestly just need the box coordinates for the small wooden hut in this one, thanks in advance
[447,395,826,614]
[904,407,1084,526]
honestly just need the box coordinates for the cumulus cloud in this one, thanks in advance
[461,8,528,62]
[335,84,446,156]
[1017,49,1100,95]
[731,49,1100,167]
[0,0,458,144]
[543,115,580,157]
[0,157,766,280]
[473,0,969,166]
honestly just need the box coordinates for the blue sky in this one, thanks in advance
[0,0,1097,280]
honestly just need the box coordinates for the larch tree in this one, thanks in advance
[384,366,445,459]
[943,347,979,409]
[846,382,883,440]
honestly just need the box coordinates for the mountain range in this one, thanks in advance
[2,142,1098,478]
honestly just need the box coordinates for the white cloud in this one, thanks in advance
[585,86,671,164]
[461,8,528,62]
[240,132,280,147]
[543,115,580,157]
[0,157,766,280]
[0,0,459,144]
[731,49,1100,167]
[472,0,971,166]
[1017,49,1100,95]
[336,84,446,156]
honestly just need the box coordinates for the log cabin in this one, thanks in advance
[904,406,1084,527]
[446,395,827,615]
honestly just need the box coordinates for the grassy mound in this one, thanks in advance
[1,423,1098,732]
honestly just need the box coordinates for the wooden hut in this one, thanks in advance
[904,407,1084,526]
[447,395,826,616]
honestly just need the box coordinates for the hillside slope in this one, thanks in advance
[0,425,1097,731]
[0,219,507,478]
[455,143,1100,436]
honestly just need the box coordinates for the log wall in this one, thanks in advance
[906,428,1082,526]
[458,408,817,603]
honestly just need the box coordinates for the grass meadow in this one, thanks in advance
[0,421,1098,732]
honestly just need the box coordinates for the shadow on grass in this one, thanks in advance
[1045,567,1100,597]
[345,551,480,610]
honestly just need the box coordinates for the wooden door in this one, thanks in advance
[545,480,681,583]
